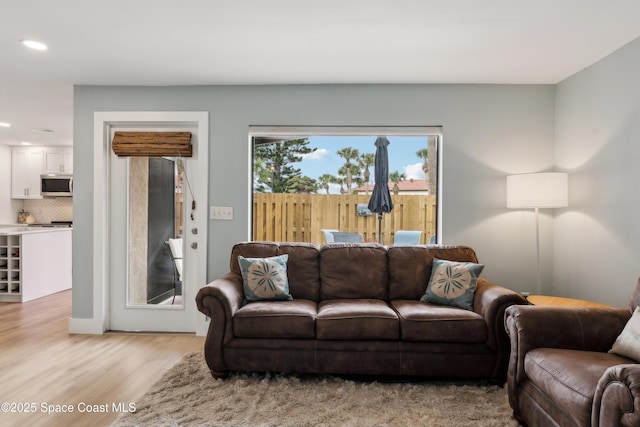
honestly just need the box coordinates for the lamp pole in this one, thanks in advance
[535,207,541,295]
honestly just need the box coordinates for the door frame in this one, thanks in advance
[72,111,208,335]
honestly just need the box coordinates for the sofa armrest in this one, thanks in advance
[196,272,243,318]
[473,278,527,351]
[473,278,528,383]
[593,364,640,427]
[195,272,243,374]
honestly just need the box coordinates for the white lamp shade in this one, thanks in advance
[506,172,568,208]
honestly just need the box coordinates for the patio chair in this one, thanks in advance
[331,232,364,243]
[321,229,340,243]
[393,230,422,245]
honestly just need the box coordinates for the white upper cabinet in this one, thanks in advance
[12,150,44,199]
[44,148,73,173]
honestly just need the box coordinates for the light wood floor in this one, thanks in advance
[0,290,204,427]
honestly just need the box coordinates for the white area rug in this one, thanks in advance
[112,352,518,426]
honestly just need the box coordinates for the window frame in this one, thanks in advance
[248,125,443,243]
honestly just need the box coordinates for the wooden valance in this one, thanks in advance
[112,131,192,157]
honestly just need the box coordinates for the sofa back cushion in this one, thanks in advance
[387,245,479,300]
[230,242,321,302]
[319,244,388,300]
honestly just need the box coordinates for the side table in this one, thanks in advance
[526,295,613,308]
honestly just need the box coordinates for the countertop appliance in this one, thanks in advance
[41,174,73,197]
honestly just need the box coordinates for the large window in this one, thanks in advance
[250,126,441,245]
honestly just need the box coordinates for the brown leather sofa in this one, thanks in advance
[196,241,527,383]
[504,280,640,427]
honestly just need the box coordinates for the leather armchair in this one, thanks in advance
[504,279,640,427]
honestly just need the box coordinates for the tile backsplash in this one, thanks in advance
[22,198,73,224]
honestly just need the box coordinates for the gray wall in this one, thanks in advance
[554,37,640,306]
[73,84,556,318]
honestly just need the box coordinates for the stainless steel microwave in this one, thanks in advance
[41,174,73,197]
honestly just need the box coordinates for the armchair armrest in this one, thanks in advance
[593,364,640,427]
[473,278,528,383]
[195,272,243,375]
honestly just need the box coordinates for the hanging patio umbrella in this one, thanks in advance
[367,136,394,243]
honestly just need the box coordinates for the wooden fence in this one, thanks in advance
[253,193,436,246]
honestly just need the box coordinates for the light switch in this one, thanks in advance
[210,206,233,220]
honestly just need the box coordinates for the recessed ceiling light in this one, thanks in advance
[32,128,55,133]
[21,142,32,146]
[21,39,48,50]
[0,122,10,128]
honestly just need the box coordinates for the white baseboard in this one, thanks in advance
[68,317,106,334]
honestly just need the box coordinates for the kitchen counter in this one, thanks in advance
[0,226,72,236]
[0,228,72,302]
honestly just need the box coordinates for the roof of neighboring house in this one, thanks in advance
[354,179,428,192]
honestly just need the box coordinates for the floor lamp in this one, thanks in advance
[506,172,568,295]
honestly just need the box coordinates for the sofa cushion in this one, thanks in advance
[316,299,399,340]
[319,244,388,300]
[238,254,292,303]
[231,242,321,301]
[391,300,487,343]
[421,258,484,311]
[609,306,640,361]
[234,299,317,339]
[388,245,479,300]
[525,348,633,427]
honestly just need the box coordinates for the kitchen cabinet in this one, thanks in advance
[44,149,73,173]
[11,150,43,199]
[0,228,72,302]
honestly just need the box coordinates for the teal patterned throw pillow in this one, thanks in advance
[421,258,484,311]
[238,254,292,303]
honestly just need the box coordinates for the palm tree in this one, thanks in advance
[416,148,428,176]
[338,164,360,194]
[389,170,406,195]
[336,147,360,192]
[358,153,375,195]
[351,175,365,190]
[318,173,336,194]
[334,176,346,194]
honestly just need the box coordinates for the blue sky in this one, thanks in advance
[300,136,427,193]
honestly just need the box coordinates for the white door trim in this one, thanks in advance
[69,111,209,335]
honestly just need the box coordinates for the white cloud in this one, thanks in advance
[303,148,331,161]
[404,163,426,180]
[326,183,342,194]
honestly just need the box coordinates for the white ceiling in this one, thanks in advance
[1,0,640,146]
